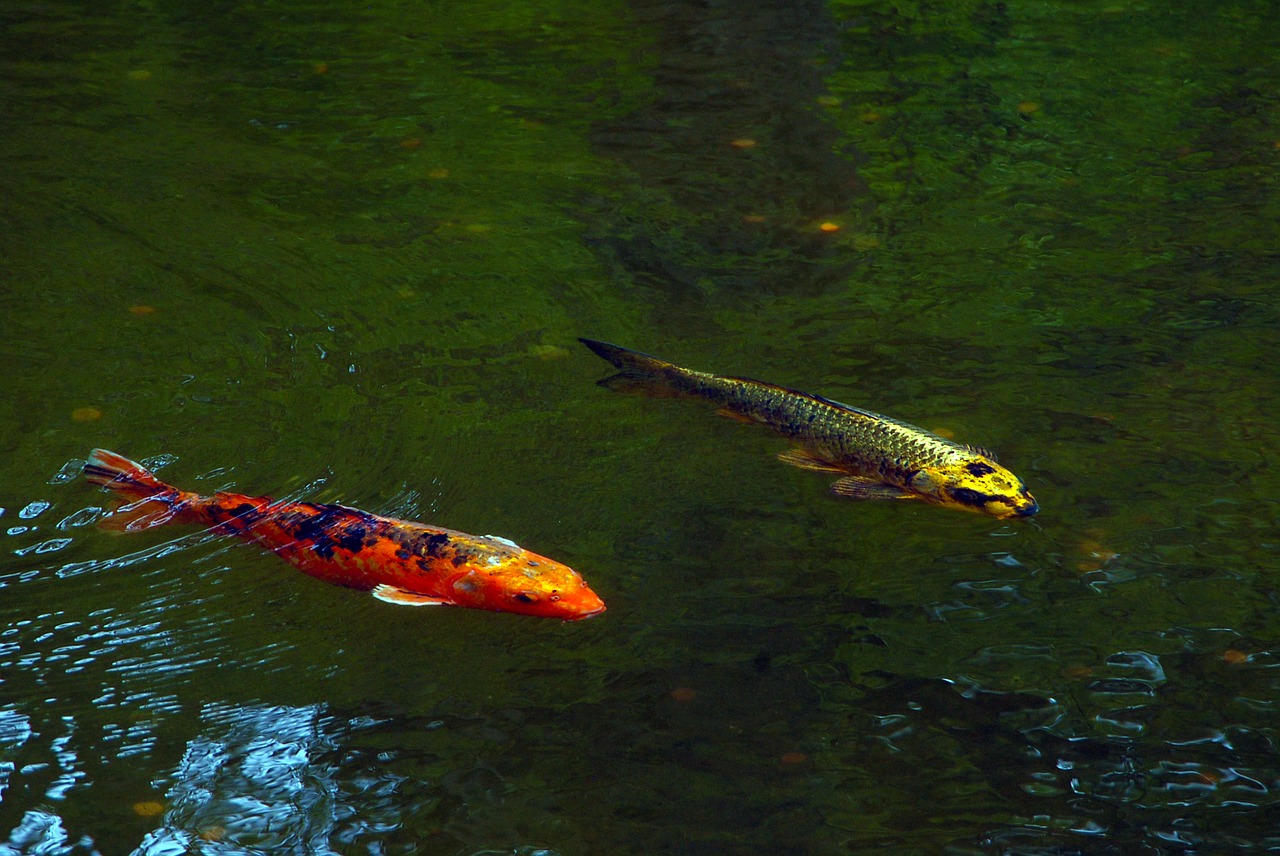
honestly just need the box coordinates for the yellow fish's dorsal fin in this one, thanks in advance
[809,393,884,421]
[965,444,997,461]
[777,447,845,473]
[829,476,911,501]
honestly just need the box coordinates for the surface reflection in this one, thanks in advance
[134,704,338,855]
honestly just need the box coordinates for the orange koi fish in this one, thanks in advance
[83,449,605,620]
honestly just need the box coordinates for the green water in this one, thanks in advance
[2,0,1279,852]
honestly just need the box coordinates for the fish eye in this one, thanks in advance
[513,591,540,604]
[550,594,561,602]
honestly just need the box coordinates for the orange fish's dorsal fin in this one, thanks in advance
[372,584,455,607]
[777,447,845,473]
[965,444,997,461]
[830,476,910,501]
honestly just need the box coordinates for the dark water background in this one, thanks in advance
[3,0,1279,853]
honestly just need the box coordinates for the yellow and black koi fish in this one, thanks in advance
[84,450,606,619]
[580,339,1038,519]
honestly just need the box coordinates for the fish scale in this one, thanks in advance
[581,338,1038,519]
[672,370,962,471]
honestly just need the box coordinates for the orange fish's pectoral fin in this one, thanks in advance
[778,447,845,473]
[965,444,998,461]
[829,477,911,501]
[371,584,456,608]
[98,498,182,532]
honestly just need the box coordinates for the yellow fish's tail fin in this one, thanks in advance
[579,338,691,397]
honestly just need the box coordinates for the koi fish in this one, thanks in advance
[580,339,1038,519]
[83,449,605,620]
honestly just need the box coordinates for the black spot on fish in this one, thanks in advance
[288,503,377,561]
[949,488,995,507]
[965,462,997,477]
[418,532,451,557]
[452,555,467,567]
[210,501,264,533]
[333,524,369,555]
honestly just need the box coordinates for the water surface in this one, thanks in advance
[3,0,1279,852]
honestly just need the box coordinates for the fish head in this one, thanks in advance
[910,458,1039,519]
[448,537,606,620]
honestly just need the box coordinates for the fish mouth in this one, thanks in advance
[1012,497,1039,517]
[576,603,607,620]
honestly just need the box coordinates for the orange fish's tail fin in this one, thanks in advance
[84,449,195,531]
[578,338,692,398]
[84,449,170,495]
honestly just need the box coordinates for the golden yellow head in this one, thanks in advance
[909,457,1038,519]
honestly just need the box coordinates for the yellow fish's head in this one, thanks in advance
[450,537,607,620]
[909,458,1038,519]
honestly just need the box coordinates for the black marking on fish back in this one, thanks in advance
[378,526,462,575]
[416,531,452,558]
[283,502,380,561]
[207,500,268,533]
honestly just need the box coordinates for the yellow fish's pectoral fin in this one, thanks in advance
[830,476,910,501]
[715,406,756,424]
[372,584,455,607]
[777,447,845,473]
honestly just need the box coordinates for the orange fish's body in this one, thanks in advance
[83,450,605,620]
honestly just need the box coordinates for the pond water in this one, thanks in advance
[2,0,1279,853]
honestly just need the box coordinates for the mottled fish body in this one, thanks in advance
[83,449,605,619]
[580,339,1038,519]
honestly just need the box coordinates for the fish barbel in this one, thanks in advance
[83,449,605,619]
[580,339,1038,519]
